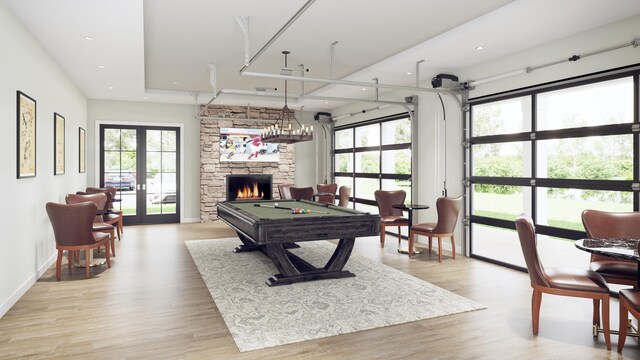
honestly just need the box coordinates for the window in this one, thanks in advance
[467,68,638,270]
[333,114,412,213]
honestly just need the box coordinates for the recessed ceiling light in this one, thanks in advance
[361,88,367,91]
[324,101,329,104]
[143,97,148,100]
[108,86,114,90]
[475,46,484,50]
[173,81,179,85]
[406,72,412,75]
[85,36,94,41]
[98,65,106,69]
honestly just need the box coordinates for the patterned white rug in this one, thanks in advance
[185,238,485,352]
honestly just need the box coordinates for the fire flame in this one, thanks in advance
[236,182,264,200]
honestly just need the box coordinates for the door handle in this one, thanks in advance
[137,184,141,190]
[142,184,146,190]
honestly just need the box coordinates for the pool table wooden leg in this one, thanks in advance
[325,238,355,272]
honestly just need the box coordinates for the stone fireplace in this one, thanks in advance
[226,174,273,201]
[200,105,296,222]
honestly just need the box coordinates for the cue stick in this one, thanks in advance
[253,203,329,214]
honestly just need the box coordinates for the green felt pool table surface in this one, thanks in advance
[230,199,359,219]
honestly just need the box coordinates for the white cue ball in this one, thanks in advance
[274,202,279,206]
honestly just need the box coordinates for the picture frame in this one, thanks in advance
[54,113,65,175]
[16,91,36,178]
[79,127,86,173]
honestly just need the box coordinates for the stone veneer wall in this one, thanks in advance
[200,105,295,222]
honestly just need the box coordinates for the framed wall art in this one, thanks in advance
[16,91,36,178]
[54,113,65,175]
[79,127,86,173]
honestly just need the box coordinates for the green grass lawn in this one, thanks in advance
[473,192,631,231]
[121,204,176,215]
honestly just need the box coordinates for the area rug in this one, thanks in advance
[185,238,485,352]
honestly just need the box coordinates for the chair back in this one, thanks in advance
[46,202,98,247]
[433,196,462,233]
[515,215,550,288]
[65,193,108,223]
[277,184,293,200]
[582,210,640,262]
[86,187,116,210]
[289,186,314,201]
[316,183,337,204]
[338,186,351,207]
[374,190,406,217]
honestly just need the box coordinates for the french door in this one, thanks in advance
[99,124,180,225]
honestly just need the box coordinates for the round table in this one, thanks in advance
[392,203,430,254]
[574,238,640,286]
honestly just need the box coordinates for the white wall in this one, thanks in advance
[87,100,201,222]
[0,2,87,317]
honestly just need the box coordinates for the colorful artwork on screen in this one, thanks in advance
[219,128,279,162]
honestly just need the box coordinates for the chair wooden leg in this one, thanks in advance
[85,249,90,279]
[450,235,456,260]
[428,236,432,254]
[408,230,414,258]
[380,224,386,248]
[109,229,116,257]
[618,297,629,352]
[105,242,111,268]
[67,250,73,273]
[531,289,542,335]
[115,223,121,241]
[438,237,443,262]
[397,226,401,248]
[56,249,63,281]
[601,294,611,350]
[593,299,600,327]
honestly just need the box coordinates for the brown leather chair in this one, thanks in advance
[408,196,462,262]
[515,215,611,350]
[289,186,314,201]
[45,202,111,280]
[618,241,640,352]
[337,186,351,208]
[86,187,123,240]
[316,183,337,204]
[66,193,116,257]
[277,183,293,200]
[581,210,640,287]
[374,190,408,248]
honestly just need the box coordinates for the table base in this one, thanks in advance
[594,319,640,340]
[73,250,107,268]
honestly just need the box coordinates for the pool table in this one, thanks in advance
[217,199,380,286]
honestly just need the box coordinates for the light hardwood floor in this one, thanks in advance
[0,221,638,359]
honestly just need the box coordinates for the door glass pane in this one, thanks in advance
[334,129,353,149]
[472,96,531,137]
[355,124,379,147]
[381,118,411,144]
[355,151,379,173]
[121,129,137,151]
[471,224,524,267]
[104,152,121,171]
[104,129,121,150]
[103,128,137,216]
[472,185,530,222]
[121,151,136,172]
[354,178,378,201]
[146,129,177,215]
[381,149,410,174]
[537,77,633,131]
[472,141,531,177]
[334,153,353,173]
[536,187,633,231]
[536,135,633,180]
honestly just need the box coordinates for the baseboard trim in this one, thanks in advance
[182,217,200,223]
[0,252,56,319]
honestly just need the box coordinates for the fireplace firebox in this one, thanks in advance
[226,174,273,201]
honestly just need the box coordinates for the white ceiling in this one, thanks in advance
[4,0,640,111]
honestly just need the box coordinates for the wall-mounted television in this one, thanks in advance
[220,127,279,162]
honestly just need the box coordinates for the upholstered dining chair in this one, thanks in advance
[515,215,611,350]
[66,193,116,257]
[46,202,111,280]
[408,196,462,262]
[617,241,640,352]
[277,183,293,200]
[86,187,123,240]
[316,183,338,204]
[374,190,408,249]
[581,210,640,287]
[289,186,314,201]
[337,186,351,207]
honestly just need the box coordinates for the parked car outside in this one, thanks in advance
[148,173,176,204]
[104,173,135,191]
